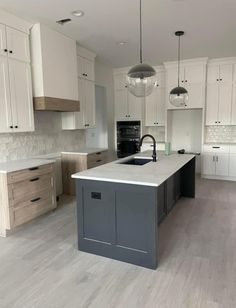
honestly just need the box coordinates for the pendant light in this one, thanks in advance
[169,31,188,107]
[127,0,156,97]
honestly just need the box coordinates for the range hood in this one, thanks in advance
[34,97,80,112]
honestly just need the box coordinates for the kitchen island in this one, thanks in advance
[72,151,195,269]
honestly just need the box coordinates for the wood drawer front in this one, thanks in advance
[9,190,56,228]
[7,163,54,184]
[87,151,108,166]
[87,160,106,169]
[8,174,54,206]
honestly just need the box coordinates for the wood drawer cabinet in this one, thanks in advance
[62,150,108,195]
[0,163,56,237]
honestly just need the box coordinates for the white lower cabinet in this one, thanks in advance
[229,154,236,177]
[202,152,229,177]
[62,78,95,129]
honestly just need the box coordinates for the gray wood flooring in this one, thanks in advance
[0,177,236,308]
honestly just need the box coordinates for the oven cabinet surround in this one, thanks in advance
[205,58,236,126]
[202,144,236,180]
[0,18,34,133]
[73,154,195,269]
[164,58,208,110]
[62,46,96,129]
[145,68,166,127]
[0,160,56,237]
[113,69,144,120]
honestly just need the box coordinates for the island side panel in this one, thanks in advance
[181,157,196,198]
[76,179,158,269]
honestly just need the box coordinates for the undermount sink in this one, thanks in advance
[119,157,153,166]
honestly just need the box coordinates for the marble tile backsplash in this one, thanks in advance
[205,126,236,143]
[0,111,85,162]
[144,126,165,143]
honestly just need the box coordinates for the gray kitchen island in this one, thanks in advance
[72,151,195,269]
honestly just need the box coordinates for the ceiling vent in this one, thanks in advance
[56,18,72,25]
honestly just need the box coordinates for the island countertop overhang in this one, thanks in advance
[72,151,195,187]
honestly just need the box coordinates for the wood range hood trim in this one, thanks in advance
[33,97,80,112]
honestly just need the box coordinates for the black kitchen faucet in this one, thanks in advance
[139,134,157,162]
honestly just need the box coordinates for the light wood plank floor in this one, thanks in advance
[0,177,236,308]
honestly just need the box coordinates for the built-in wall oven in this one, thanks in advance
[116,121,141,158]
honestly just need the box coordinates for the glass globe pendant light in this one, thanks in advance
[127,0,156,97]
[169,31,188,107]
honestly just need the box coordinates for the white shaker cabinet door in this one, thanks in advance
[6,27,30,63]
[185,83,204,109]
[207,65,219,84]
[0,56,13,132]
[114,89,128,119]
[145,89,157,126]
[184,65,204,84]
[229,154,236,177]
[218,83,232,125]
[0,24,7,57]
[156,87,165,126]
[8,60,34,132]
[128,93,142,120]
[219,64,233,83]
[85,80,96,128]
[231,84,236,125]
[215,154,229,176]
[202,153,216,175]
[205,83,219,125]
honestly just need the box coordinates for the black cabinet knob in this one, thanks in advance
[185,80,187,82]
[9,50,13,54]
[217,79,219,81]
[10,125,13,128]
[4,49,7,52]
[15,126,18,128]
[220,78,222,81]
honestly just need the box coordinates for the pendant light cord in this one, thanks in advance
[139,0,143,64]
[177,34,180,87]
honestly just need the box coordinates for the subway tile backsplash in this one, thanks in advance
[205,126,236,143]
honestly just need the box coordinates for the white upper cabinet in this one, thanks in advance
[61,46,96,130]
[205,61,233,125]
[0,55,12,132]
[114,71,143,120]
[6,27,30,62]
[0,23,7,57]
[145,69,165,126]
[231,63,236,125]
[0,19,34,133]
[164,58,207,110]
[77,55,95,81]
[31,24,78,101]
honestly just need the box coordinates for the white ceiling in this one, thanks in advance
[0,0,236,67]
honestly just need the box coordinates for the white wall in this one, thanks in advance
[95,60,115,149]
[0,112,85,162]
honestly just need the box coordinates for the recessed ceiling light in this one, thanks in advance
[71,10,84,17]
[117,41,127,46]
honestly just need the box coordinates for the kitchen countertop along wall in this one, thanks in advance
[0,111,86,163]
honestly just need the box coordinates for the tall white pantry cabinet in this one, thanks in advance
[0,16,34,133]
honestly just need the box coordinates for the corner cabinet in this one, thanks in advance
[114,72,143,120]
[62,46,96,130]
[145,68,165,126]
[205,61,233,125]
[164,58,207,110]
[0,23,34,133]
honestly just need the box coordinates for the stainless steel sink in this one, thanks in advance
[119,158,153,166]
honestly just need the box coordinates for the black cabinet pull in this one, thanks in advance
[96,152,101,155]
[30,177,39,182]
[96,159,102,162]
[212,146,220,149]
[29,167,39,171]
[31,197,41,203]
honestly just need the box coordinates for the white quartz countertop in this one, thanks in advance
[72,151,195,187]
[61,147,108,155]
[0,159,55,173]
